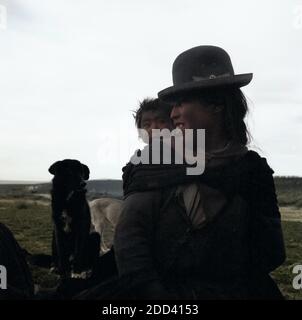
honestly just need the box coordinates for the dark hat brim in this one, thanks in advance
[158,73,253,103]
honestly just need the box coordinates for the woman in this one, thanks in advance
[114,46,286,299]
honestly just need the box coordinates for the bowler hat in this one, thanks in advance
[158,45,253,102]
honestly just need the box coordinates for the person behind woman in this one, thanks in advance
[134,98,173,139]
[114,45,286,300]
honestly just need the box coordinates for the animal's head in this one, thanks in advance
[48,159,90,190]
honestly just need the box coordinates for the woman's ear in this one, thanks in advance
[48,161,61,175]
[82,164,90,180]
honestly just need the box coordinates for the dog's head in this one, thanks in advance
[48,159,90,190]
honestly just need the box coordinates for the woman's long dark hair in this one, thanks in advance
[193,87,251,146]
[222,88,251,146]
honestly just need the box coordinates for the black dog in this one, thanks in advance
[49,159,100,279]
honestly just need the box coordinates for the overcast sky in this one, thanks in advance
[0,0,301,181]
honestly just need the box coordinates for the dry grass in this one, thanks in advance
[0,198,302,299]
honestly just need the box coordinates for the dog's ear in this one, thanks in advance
[48,161,61,175]
[82,164,90,180]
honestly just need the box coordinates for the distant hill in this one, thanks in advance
[87,180,122,196]
[274,176,302,207]
[0,179,123,198]
[0,177,301,207]
[32,180,123,196]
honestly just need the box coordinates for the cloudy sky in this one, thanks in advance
[0,0,301,181]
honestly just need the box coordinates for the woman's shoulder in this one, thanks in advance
[233,150,277,199]
[204,149,274,179]
[239,149,275,176]
[200,149,276,200]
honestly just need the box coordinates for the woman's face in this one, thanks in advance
[170,98,219,132]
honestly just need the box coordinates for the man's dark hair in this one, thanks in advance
[134,98,172,129]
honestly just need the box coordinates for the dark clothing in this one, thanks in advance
[114,150,286,299]
[0,223,34,300]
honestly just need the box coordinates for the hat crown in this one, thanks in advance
[172,45,235,85]
[158,45,252,102]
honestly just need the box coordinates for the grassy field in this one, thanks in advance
[0,200,58,288]
[0,193,302,299]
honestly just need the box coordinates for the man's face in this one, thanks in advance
[140,110,172,141]
[170,98,218,132]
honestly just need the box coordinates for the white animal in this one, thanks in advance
[89,197,123,256]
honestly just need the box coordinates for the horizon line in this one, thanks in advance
[0,175,302,185]
[0,178,123,184]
